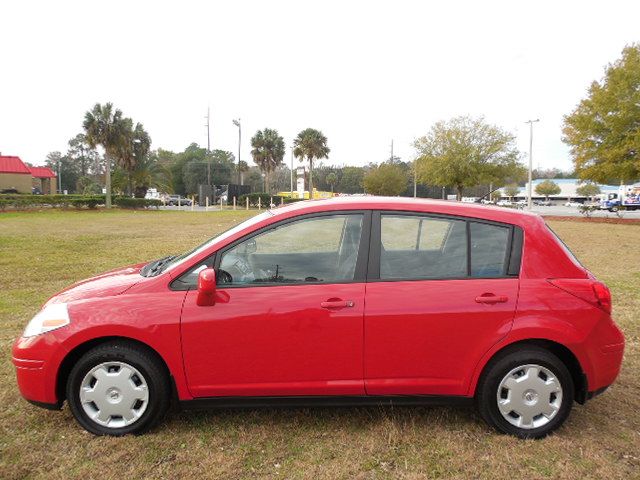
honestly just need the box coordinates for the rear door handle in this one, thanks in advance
[475,293,508,304]
[321,300,355,309]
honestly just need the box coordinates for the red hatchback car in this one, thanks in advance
[13,197,624,438]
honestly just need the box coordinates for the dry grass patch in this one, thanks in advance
[0,211,638,479]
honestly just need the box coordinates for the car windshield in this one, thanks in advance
[149,211,274,276]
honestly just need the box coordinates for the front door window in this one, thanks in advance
[218,214,364,285]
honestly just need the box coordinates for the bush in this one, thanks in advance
[0,194,105,209]
[0,194,161,211]
[238,193,285,208]
[113,197,162,209]
[578,205,599,218]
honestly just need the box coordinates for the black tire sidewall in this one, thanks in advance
[477,348,574,439]
[66,342,169,436]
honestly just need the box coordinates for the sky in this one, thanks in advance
[1,0,639,171]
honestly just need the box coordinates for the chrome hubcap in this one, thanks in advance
[79,361,149,429]
[497,364,563,430]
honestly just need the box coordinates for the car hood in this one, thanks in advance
[46,263,146,305]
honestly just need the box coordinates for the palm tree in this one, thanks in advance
[237,160,249,186]
[83,103,125,207]
[112,120,152,195]
[326,172,337,194]
[293,128,330,198]
[250,128,285,193]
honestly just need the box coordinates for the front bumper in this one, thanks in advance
[12,334,67,407]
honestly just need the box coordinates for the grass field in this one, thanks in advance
[0,210,638,479]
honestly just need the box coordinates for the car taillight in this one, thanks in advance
[592,281,612,314]
[547,279,612,315]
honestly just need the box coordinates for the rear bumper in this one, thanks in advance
[588,341,624,391]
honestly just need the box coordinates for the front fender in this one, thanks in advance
[53,290,191,402]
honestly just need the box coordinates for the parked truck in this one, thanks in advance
[600,184,640,211]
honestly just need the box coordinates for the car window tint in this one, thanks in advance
[219,214,363,285]
[469,222,510,277]
[380,215,467,279]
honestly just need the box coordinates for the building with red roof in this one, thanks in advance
[0,154,57,194]
[29,166,58,194]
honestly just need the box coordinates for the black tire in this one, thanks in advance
[476,346,574,439]
[66,341,170,436]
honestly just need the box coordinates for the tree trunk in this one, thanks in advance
[265,170,270,193]
[456,185,463,201]
[308,157,314,199]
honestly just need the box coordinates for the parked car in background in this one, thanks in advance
[496,199,512,206]
[534,200,552,206]
[564,201,582,207]
[164,194,193,206]
[13,197,624,439]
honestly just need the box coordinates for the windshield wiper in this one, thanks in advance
[141,255,176,277]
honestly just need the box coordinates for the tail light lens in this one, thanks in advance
[592,281,612,314]
[547,279,612,314]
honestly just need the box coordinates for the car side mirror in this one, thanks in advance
[196,268,216,306]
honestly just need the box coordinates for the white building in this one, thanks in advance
[499,178,621,203]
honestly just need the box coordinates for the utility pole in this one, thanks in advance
[205,107,211,185]
[525,119,540,210]
[58,158,62,193]
[413,160,417,198]
[233,119,241,184]
[390,140,394,162]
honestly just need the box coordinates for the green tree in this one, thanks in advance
[338,166,364,194]
[45,151,80,193]
[76,176,101,195]
[414,116,523,200]
[83,103,125,207]
[293,128,330,197]
[182,149,235,194]
[250,128,285,193]
[326,172,337,193]
[563,44,640,184]
[68,134,99,177]
[113,119,152,195]
[535,179,561,200]
[576,182,601,200]
[363,162,407,196]
[503,184,520,200]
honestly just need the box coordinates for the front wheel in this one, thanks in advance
[66,341,170,436]
[476,347,574,439]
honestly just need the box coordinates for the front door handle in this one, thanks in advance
[475,293,508,304]
[321,299,355,309]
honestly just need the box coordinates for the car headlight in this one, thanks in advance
[23,303,71,337]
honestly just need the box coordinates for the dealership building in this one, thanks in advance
[499,178,621,203]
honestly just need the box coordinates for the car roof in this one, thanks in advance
[271,196,541,227]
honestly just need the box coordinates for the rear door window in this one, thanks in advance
[380,215,467,279]
[469,222,510,277]
[378,214,515,280]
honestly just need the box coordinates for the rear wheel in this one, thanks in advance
[66,341,170,436]
[476,347,574,438]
